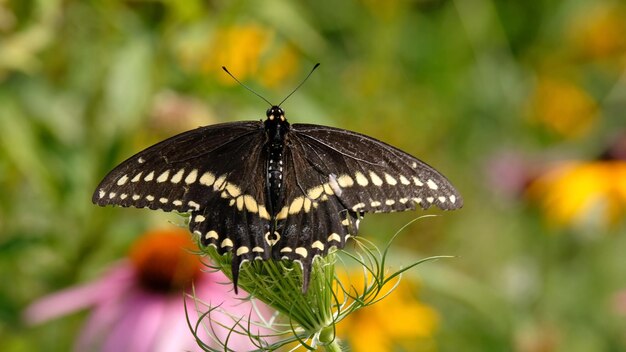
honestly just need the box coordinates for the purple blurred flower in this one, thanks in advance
[612,289,626,316]
[24,228,270,352]
[485,151,540,199]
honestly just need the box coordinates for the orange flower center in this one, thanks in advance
[129,228,202,292]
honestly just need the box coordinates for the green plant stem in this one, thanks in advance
[322,340,342,352]
[319,325,342,352]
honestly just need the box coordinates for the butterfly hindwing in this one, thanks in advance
[186,138,272,291]
[291,124,463,213]
[269,140,363,291]
[190,197,271,292]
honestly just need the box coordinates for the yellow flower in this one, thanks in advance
[259,44,300,88]
[526,77,599,139]
[336,272,439,351]
[202,24,273,84]
[568,4,626,60]
[526,161,626,228]
[198,23,300,88]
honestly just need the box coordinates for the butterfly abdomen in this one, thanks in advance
[266,141,285,216]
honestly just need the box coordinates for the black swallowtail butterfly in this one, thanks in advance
[93,65,463,293]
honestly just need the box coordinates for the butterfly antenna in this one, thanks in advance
[222,66,273,106]
[278,63,320,107]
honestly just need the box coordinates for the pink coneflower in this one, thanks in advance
[24,228,269,352]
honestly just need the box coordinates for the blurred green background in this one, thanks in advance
[2,0,626,351]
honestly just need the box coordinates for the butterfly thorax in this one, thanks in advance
[264,106,290,216]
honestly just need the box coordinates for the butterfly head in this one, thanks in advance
[266,106,286,122]
[265,106,289,142]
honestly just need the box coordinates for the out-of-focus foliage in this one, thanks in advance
[1,0,625,351]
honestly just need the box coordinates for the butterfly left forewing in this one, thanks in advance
[93,121,264,213]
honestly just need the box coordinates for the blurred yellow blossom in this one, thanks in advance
[198,23,300,87]
[202,24,272,84]
[336,272,439,351]
[526,77,599,138]
[568,4,626,61]
[526,161,626,228]
[259,44,300,88]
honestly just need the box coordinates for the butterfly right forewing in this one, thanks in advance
[290,123,463,213]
